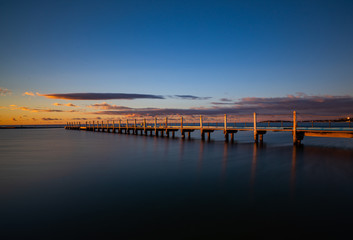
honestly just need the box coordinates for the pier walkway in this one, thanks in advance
[65,111,353,145]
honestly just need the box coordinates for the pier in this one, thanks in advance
[65,111,353,145]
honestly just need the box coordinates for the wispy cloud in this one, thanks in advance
[0,88,12,96]
[53,103,78,107]
[173,95,211,100]
[38,92,164,100]
[38,92,212,101]
[71,118,88,120]
[41,118,62,121]
[211,102,234,105]
[22,91,35,96]
[10,105,65,113]
[88,102,132,110]
[220,98,232,102]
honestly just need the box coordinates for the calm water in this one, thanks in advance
[1,128,353,238]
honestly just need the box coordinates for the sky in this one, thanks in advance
[1,0,353,125]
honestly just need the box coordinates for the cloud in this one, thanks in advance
[38,92,164,100]
[71,118,88,120]
[211,102,234,105]
[41,118,62,121]
[86,94,353,119]
[22,91,35,96]
[11,105,65,113]
[220,98,232,102]
[88,102,132,110]
[53,103,78,107]
[173,95,211,100]
[0,88,12,96]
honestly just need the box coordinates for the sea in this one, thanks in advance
[1,127,353,238]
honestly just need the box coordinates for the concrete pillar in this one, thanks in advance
[207,132,211,141]
[200,115,203,129]
[112,120,115,132]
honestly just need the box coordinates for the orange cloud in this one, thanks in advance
[53,103,78,107]
[22,92,35,96]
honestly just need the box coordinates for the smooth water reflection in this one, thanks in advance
[0,129,353,238]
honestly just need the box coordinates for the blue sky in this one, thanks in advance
[1,0,353,124]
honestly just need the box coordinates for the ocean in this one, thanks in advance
[1,128,353,238]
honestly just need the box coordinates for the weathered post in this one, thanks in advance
[200,115,205,140]
[144,119,147,135]
[224,114,227,131]
[134,119,137,134]
[165,117,169,137]
[254,112,258,142]
[126,119,129,134]
[154,117,158,137]
[112,120,115,133]
[293,111,297,144]
[181,116,185,139]
[224,114,228,142]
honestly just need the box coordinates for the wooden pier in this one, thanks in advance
[65,111,353,145]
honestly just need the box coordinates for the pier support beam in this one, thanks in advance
[224,132,229,142]
[253,112,257,142]
[292,111,304,144]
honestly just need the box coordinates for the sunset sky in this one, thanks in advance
[1,0,353,125]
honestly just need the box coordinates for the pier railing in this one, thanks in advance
[65,111,352,144]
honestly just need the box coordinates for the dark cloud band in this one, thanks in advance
[39,93,165,100]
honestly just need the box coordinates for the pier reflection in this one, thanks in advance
[221,143,228,182]
[291,144,299,198]
[198,140,204,172]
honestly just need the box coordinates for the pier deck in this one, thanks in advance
[65,111,353,144]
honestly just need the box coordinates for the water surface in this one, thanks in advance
[1,129,353,238]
